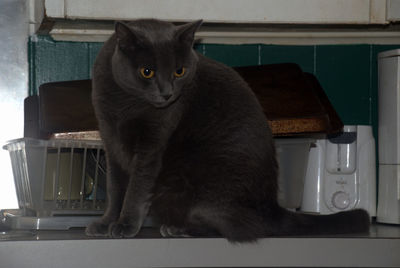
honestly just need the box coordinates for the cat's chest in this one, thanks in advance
[114,110,181,152]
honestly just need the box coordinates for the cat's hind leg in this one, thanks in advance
[160,225,192,238]
[182,203,267,243]
[159,224,220,238]
[159,203,266,242]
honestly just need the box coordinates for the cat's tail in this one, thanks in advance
[270,207,370,236]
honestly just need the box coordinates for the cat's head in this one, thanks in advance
[111,19,202,108]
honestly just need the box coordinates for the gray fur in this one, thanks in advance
[85,19,370,242]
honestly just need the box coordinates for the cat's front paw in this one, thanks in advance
[85,221,111,237]
[109,221,141,238]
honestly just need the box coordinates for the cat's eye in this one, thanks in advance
[174,67,186,78]
[140,68,155,79]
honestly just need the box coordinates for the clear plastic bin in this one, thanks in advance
[2,138,106,229]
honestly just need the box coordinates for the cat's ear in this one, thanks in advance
[115,21,146,50]
[175,20,203,47]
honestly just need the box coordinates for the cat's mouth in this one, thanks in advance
[150,94,180,108]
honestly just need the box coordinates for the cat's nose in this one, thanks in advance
[162,94,172,101]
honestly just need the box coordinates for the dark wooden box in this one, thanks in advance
[24,63,342,139]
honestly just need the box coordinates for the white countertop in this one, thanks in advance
[1,223,400,268]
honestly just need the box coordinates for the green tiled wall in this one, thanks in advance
[316,45,371,125]
[203,44,260,67]
[28,35,400,134]
[260,45,315,74]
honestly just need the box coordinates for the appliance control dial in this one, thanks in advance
[332,191,350,210]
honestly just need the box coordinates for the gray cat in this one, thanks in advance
[85,19,369,242]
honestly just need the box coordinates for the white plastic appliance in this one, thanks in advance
[301,125,376,216]
[377,49,400,224]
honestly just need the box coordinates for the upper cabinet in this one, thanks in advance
[44,0,398,24]
[29,0,400,44]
